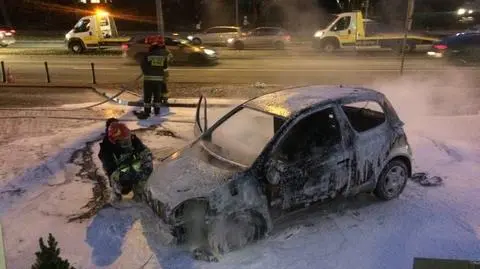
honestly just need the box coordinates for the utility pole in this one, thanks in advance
[235,0,239,27]
[155,0,165,36]
[364,0,370,19]
[400,0,415,75]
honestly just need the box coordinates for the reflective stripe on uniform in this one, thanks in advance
[144,75,164,81]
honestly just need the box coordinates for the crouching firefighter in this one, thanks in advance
[136,35,173,119]
[98,120,153,202]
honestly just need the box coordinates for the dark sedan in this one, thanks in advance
[122,34,218,66]
[427,32,480,64]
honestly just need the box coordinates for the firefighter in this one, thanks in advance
[137,35,172,119]
[98,121,153,202]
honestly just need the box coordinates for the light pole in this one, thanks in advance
[235,0,239,27]
[400,0,415,75]
[155,0,165,36]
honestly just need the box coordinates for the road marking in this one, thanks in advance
[169,68,480,72]
[72,67,119,70]
[0,224,6,269]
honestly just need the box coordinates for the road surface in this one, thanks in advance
[1,45,479,85]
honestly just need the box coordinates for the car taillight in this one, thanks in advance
[121,44,129,50]
[10,29,15,33]
[284,34,291,41]
[433,44,447,50]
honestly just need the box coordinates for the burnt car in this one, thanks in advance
[143,86,413,256]
[427,32,480,64]
[122,34,218,66]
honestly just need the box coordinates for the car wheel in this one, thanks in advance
[69,41,84,54]
[192,38,202,45]
[374,160,409,200]
[322,40,337,53]
[0,44,8,48]
[234,41,244,50]
[208,212,266,254]
[188,53,206,65]
[274,41,285,50]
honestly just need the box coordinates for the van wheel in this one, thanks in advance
[274,41,285,50]
[374,160,408,200]
[234,41,244,50]
[322,40,338,53]
[69,41,84,54]
[192,38,202,45]
[208,212,266,254]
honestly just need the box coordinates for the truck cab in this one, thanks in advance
[312,11,439,53]
[65,10,130,53]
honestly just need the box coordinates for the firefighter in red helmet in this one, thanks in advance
[135,35,173,119]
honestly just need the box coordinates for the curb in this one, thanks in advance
[0,224,6,269]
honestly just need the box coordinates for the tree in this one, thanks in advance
[31,233,76,269]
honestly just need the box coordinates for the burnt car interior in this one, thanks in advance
[341,101,386,132]
[277,107,341,162]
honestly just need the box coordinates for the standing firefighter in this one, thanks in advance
[136,35,172,119]
[98,120,153,202]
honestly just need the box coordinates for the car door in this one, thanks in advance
[265,106,351,210]
[248,28,270,47]
[202,27,220,44]
[330,15,355,49]
[460,35,480,63]
[218,28,237,44]
[73,18,97,47]
[339,101,390,189]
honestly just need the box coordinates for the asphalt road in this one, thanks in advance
[1,45,480,85]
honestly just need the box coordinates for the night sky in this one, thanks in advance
[0,0,471,31]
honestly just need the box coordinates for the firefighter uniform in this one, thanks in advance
[140,35,173,116]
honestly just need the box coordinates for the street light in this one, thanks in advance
[155,0,165,36]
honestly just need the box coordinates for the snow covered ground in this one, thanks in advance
[1,96,480,269]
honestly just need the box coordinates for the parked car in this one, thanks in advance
[122,34,218,66]
[226,27,291,50]
[427,32,480,64]
[142,85,413,257]
[0,26,16,47]
[187,26,242,46]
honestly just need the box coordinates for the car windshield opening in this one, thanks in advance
[202,107,284,168]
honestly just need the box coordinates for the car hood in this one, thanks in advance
[144,143,240,217]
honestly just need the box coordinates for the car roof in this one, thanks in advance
[244,85,385,118]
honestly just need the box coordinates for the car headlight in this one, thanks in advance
[227,38,234,43]
[314,31,324,38]
[187,35,193,40]
[203,49,216,56]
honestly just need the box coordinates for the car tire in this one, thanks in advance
[321,40,338,53]
[374,160,409,200]
[274,41,285,50]
[234,41,244,50]
[188,53,206,65]
[208,212,266,254]
[0,44,8,48]
[69,41,84,54]
[192,38,202,45]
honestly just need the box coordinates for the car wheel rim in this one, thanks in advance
[385,165,407,196]
[73,45,80,52]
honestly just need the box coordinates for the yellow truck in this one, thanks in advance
[312,11,440,53]
[65,10,130,53]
